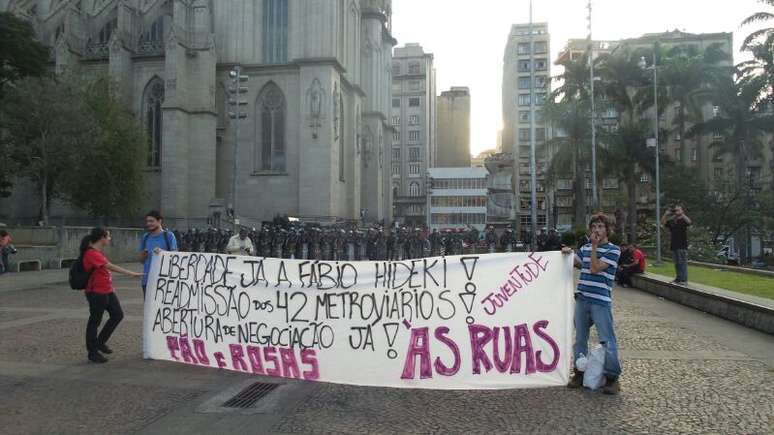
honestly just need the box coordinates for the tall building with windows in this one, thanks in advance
[436,86,471,167]
[428,167,488,231]
[502,23,551,237]
[0,0,396,227]
[391,43,436,226]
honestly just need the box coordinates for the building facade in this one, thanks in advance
[390,43,436,226]
[436,86,471,167]
[502,22,551,235]
[0,0,396,227]
[428,167,488,231]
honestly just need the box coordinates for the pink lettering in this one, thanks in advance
[492,326,513,373]
[192,339,210,365]
[528,252,549,271]
[533,320,560,372]
[401,327,433,379]
[301,349,320,380]
[511,323,537,374]
[214,352,227,369]
[263,346,281,377]
[179,337,198,364]
[469,324,494,374]
[166,336,180,361]
[246,345,265,374]
[229,344,248,371]
[279,347,301,379]
[433,326,461,376]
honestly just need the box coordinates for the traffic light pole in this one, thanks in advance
[228,66,248,229]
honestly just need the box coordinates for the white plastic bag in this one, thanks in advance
[583,345,606,390]
[575,354,588,372]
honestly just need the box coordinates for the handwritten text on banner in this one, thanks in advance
[143,252,574,389]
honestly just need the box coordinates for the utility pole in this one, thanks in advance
[228,66,249,229]
[587,0,598,213]
[528,0,538,251]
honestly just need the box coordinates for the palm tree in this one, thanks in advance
[542,98,592,227]
[741,0,774,50]
[552,53,591,102]
[595,49,655,242]
[598,121,653,243]
[690,72,774,191]
[658,44,729,165]
[596,48,649,120]
[738,35,774,107]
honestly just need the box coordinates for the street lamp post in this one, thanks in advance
[587,0,598,212]
[528,0,538,251]
[640,53,662,265]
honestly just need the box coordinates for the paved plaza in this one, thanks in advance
[0,268,773,435]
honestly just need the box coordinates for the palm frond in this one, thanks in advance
[741,12,774,27]
[742,28,774,49]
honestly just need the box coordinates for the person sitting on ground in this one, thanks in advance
[616,244,646,287]
[227,228,255,255]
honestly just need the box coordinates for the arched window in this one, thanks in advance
[409,182,420,197]
[98,17,117,44]
[143,77,165,168]
[255,83,286,171]
[138,15,165,55]
[263,0,288,64]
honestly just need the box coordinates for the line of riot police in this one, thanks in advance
[170,222,536,261]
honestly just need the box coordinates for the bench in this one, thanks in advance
[16,259,42,272]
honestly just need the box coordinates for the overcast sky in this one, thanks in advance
[391,0,767,156]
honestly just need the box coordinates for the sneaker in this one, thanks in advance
[602,378,620,395]
[88,352,108,364]
[97,344,113,354]
[567,371,584,388]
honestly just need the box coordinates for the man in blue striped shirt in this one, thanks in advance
[562,213,622,394]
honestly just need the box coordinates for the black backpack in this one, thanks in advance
[69,255,92,290]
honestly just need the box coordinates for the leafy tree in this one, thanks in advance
[741,0,774,50]
[542,98,592,227]
[1,76,91,224]
[552,53,592,102]
[1,74,147,224]
[658,44,729,164]
[61,78,147,222]
[738,35,774,108]
[0,11,51,196]
[593,48,658,243]
[0,12,50,95]
[690,73,774,189]
[599,120,653,243]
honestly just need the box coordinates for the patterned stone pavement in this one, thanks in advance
[0,269,772,435]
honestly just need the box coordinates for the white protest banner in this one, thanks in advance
[143,251,574,389]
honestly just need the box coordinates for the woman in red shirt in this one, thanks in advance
[80,228,142,363]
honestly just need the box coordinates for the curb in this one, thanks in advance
[631,274,774,336]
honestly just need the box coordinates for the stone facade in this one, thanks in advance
[436,86,471,167]
[0,0,396,227]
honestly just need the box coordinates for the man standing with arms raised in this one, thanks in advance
[563,213,622,394]
[662,204,692,285]
[139,211,178,298]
